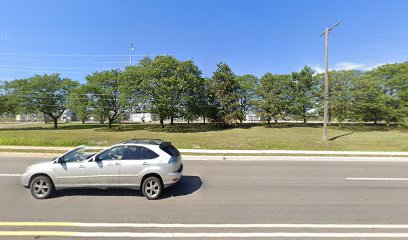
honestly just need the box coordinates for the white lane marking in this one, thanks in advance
[74,232,408,238]
[4,222,408,229]
[0,174,21,177]
[3,231,408,238]
[346,177,408,181]
[67,223,408,229]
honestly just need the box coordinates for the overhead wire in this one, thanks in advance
[0,57,129,64]
[0,52,182,57]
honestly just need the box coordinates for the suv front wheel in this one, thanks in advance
[30,175,55,199]
[142,176,162,200]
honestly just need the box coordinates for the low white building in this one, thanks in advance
[245,111,261,122]
[60,109,75,123]
[15,114,40,122]
[128,113,156,123]
[15,109,75,123]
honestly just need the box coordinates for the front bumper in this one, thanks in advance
[21,172,31,188]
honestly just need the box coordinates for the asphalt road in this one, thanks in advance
[1,155,408,239]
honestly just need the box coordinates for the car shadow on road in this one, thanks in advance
[53,175,202,199]
[159,175,202,199]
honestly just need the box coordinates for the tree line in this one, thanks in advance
[0,55,407,128]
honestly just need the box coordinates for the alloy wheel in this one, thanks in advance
[145,179,160,198]
[33,179,49,198]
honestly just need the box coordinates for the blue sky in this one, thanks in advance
[0,0,407,83]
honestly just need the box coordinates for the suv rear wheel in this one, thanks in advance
[142,176,162,200]
[30,175,55,199]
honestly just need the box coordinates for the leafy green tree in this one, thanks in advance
[179,76,218,124]
[124,55,205,127]
[86,69,128,128]
[92,107,107,124]
[3,74,78,128]
[315,70,363,126]
[255,73,291,126]
[211,63,243,125]
[0,95,17,114]
[348,62,408,127]
[136,56,179,127]
[197,78,219,124]
[327,71,354,125]
[352,74,385,124]
[161,57,185,125]
[291,66,318,123]
[67,85,91,124]
[236,74,259,121]
[371,62,408,126]
[122,61,149,118]
[175,60,204,124]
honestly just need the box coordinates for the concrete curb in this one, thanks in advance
[0,152,59,158]
[0,145,407,156]
[180,149,408,156]
[1,152,408,162]
[184,155,408,162]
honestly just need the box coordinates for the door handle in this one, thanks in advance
[115,162,121,166]
[142,162,150,166]
[107,163,114,167]
[79,165,85,168]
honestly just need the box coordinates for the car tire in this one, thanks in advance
[30,175,55,199]
[142,176,162,200]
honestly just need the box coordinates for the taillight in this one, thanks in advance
[168,156,178,164]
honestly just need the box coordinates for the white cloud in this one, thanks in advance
[311,62,383,73]
[0,77,15,81]
[334,62,384,71]
[334,62,365,70]
[311,64,325,74]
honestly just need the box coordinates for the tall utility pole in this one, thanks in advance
[129,43,134,66]
[320,22,340,142]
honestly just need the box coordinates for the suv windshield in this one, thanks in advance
[60,146,100,163]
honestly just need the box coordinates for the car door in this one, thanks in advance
[85,146,125,186]
[118,145,159,186]
[53,157,87,187]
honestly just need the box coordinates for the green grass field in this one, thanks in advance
[0,122,406,151]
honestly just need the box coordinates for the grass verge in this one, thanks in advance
[0,122,406,151]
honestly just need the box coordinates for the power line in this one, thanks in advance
[39,35,166,41]
[0,67,88,74]
[6,35,168,42]
[0,57,128,64]
[0,52,183,57]
[0,65,118,70]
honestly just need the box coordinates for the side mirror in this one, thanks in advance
[94,155,102,162]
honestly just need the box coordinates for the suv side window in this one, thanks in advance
[124,146,142,160]
[96,146,125,161]
[124,146,159,160]
[141,146,159,159]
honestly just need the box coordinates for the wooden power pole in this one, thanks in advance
[320,22,340,142]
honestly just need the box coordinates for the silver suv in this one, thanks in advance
[21,139,183,200]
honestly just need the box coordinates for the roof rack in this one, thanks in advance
[121,139,164,145]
